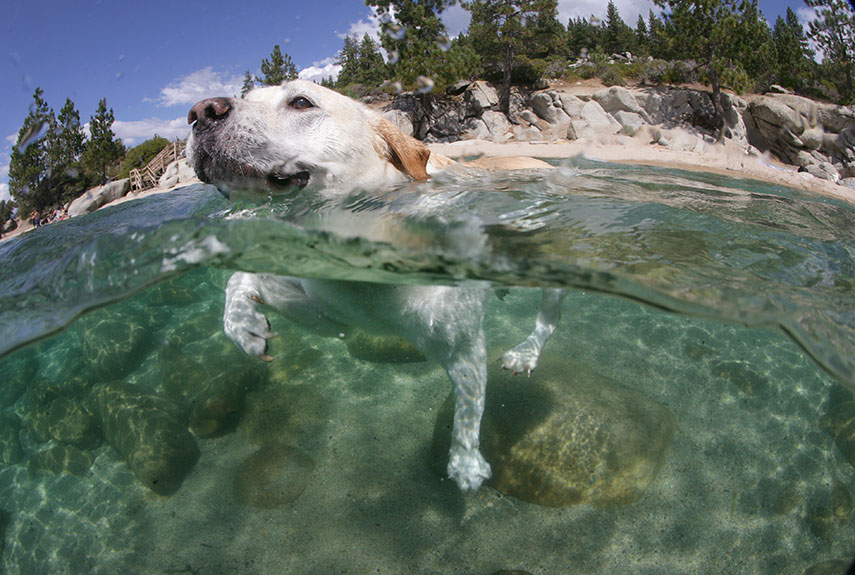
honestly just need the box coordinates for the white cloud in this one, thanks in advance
[558,0,656,25]
[299,57,341,83]
[153,67,243,108]
[341,7,384,42]
[0,152,10,202]
[113,116,190,147]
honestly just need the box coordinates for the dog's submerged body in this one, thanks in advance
[187,80,565,491]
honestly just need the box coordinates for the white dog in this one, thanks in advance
[186,80,565,491]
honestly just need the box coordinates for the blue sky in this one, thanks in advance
[0,0,812,202]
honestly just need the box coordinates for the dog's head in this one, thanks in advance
[186,80,431,199]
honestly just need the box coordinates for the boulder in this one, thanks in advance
[27,445,93,478]
[560,94,590,119]
[612,111,645,133]
[0,413,23,465]
[68,179,131,217]
[481,111,512,142]
[529,92,571,125]
[572,100,622,139]
[464,81,499,116]
[432,354,675,507]
[382,109,414,137]
[78,308,156,382]
[463,117,492,140]
[26,396,100,449]
[90,382,199,495]
[592,86,652,123]
[157,159,198,189]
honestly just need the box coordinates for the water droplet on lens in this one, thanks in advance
[391,81,403,94]
[437,34,451,51]
[387,24,405,40]
[416,76,434,94]
[17,119,49,152]
[388,50,399,64]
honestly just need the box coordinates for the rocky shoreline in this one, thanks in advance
[383,79,855,198]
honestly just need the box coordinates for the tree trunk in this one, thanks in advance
[709,66,725,140]
[501,42,513,117]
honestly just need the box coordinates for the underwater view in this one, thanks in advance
[0,158,854,574]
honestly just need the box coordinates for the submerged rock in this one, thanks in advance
[79,309,155,381]
[0,350,37,408]
[804,479,853,538]
[233,445,315,508]
[432,354,675,507]
[158,338,264,438]
[23,382,101,449]
[0,413,23,465]
[819,384,855,469]
[344,329,426,363]
[27,445,94,477]
[90,382,199,495]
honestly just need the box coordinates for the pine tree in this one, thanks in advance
[0,199,13,237]
[8,87,54,217]
[366,0,455,88]
[358,35,387,86]
[241,70,256,97]
[466,0,548,114]
[773,8,814,92]
[566,17,603,58]
[335,35,361,87]
[635,15,649,56]
[654,0,748,134]
[603,0,635,56]
[732,0,776,93]
[47,98,87,203]
[524,0,564,62]
[81,98,124,185]
[258,45,298,86]
[804,0,855,103]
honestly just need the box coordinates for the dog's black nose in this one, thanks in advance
[188,98,232,127]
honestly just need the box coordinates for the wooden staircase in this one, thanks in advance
[129,140,186,192]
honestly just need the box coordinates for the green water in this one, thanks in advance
[0,159,853,573]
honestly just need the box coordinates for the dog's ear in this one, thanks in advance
[373,117,431,182]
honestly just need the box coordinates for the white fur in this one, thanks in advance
[187,80,564,491]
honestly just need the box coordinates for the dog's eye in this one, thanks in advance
[289,96,314,110]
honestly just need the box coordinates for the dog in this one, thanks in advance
[186,80,565,491]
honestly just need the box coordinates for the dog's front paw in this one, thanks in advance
[224,293,274,360]
[447,447,492,492]
[501,340,540,375]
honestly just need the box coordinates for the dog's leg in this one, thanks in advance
[444,331,492,491]
[224,272,345,359]
[501,288,566,375]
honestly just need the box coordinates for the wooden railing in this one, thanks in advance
[129,140,186,191]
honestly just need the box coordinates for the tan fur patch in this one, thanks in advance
[373,118,431,182]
